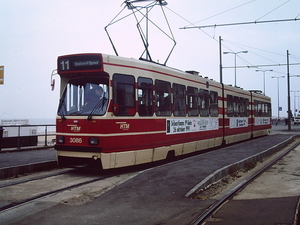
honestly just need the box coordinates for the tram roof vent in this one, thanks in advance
[185,70,199,76]
[249,90,263,94]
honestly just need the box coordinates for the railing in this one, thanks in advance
[0,124,56,149]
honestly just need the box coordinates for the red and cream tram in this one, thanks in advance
[54,53,271,169]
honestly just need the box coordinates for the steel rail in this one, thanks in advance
[191,139,300,225]
[0,168,74,189]
[0,173,111,213]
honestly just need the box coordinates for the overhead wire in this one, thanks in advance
[255,0,291,21]
[190,0,256,25]
[181,0,299,30]
[225,39,300,66]
[166,2,299,71]
[223,40,284,64]
[166,6,219,41]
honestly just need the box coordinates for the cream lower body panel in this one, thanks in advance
[102,137,223,169]
[253,129,271,138]
[225,132,252,145]
[57,137,223,169]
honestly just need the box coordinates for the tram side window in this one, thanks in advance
[187,86,198,116]
[227,95,234,117]
[267,103,271,117]
[113,74,136,116]
[261,102,270,117]
[262,102,266,117]
[234,96,240,117]
[254,101,271,117]
[245,98,250,117]
[210,91,218,117]
[173,83,186,116]
[138,77,153,116]
[254,100,258,117]
[155,80,171,116]
[263,103,270,117]
[199,89,209,117]
[257,101,262,117]
[239,97,245,117]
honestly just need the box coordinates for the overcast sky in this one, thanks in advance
[0,0,299,121]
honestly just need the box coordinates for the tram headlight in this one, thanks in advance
[89,137,99,145]
[57,136,65,144]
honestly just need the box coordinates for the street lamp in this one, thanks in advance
[223,51,248,87]
[255,69,273,95]
[271,76,284,120]
[291,90,300,116]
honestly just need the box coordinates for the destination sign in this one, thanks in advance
[58,54,103,72]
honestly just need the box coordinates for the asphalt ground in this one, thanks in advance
[0,123,299,224]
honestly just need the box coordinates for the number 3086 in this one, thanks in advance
[70,138,82,143]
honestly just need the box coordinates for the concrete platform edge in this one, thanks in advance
[0,161,57,179]
[185,134,300,198]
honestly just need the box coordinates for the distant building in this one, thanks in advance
[1,119,36,137]
[1,119,29,126]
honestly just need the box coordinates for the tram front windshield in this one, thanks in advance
[58,77,109,116]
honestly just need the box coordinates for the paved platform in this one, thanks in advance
[0,148,57,178]
[0,124,299,224]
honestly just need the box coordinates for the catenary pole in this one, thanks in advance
[287,50,291,131]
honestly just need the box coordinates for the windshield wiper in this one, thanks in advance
[58,98,67,120]
[87,98,107,120]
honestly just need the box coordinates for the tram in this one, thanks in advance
[54,53,271,169]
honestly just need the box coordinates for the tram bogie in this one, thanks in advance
[54,53,271,170]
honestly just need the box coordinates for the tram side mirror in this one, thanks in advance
[50,69,57,91]
[51,79,55,91]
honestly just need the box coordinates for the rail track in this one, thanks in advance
[0,168,132,214]
[190,140,300,225]
[0,168,73,188]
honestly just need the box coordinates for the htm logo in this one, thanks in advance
[120,123,130,130]
[70,126,81,131]
[116,122,130,130]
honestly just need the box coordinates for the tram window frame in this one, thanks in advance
[227,94,234,117]
[199,89,209,117]
[173,83,186,117]
[155,80,171,116]
[210,91,218,117]
[187,86,198,116]
[113,74,136,116]
[138,77,153,117]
